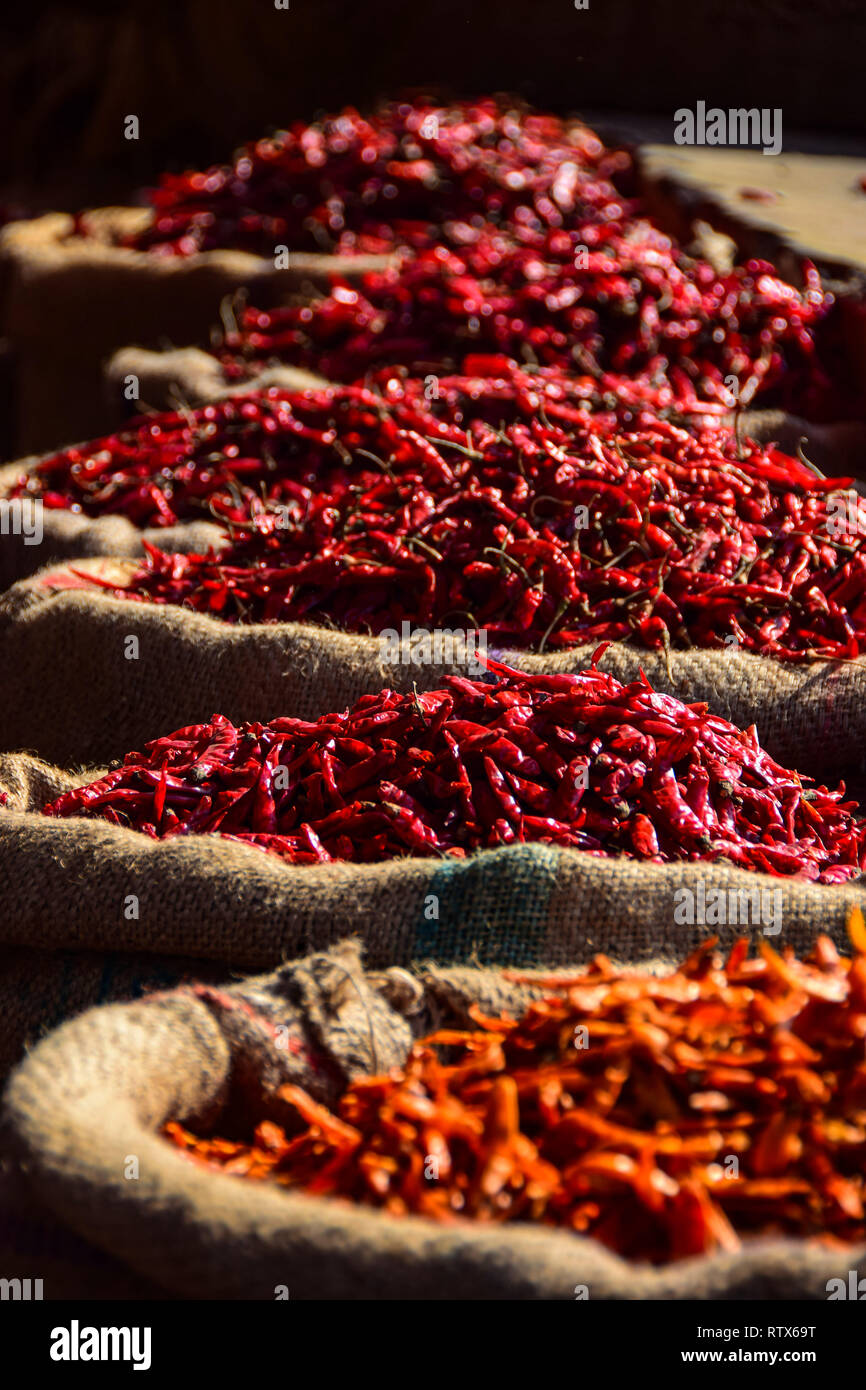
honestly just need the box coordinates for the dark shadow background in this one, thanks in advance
[1,0,864,212]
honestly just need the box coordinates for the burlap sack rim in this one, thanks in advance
[6,554,866,780]
[0,355,334,500]
[0,462,239,600]
[14,553,866,682]
[3,760,866,971]
[0,367,323,585]
[0,209,395,282]
[105,347,330,407]
[4,971,862,1300]
[0,453,228,583]
[0,210,392,454]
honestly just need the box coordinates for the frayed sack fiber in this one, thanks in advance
[1,556,865,781]
[4,939,862,1300]
[0,210,390,454]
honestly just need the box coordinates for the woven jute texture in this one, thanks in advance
[1,556,865,779]
[104,347,329,421]
[0,210,391,454]
[3,940,861,1300]
[0,746,241,1075]
[0,1162,167,1300]
[0,944,230,1084]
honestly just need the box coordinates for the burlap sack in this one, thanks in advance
[0,463,224,591]
[0,945,230,1091]
[0,1162,166,1300]
[0,210,391,454]
[3,939,861,1299]
[104,346,329,420]
[1,555,865,780]
[3,739,866,1082]
[3,400,865,592]
[0,752,237,1075]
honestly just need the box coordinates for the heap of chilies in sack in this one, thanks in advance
[29,97,866,1260]
[165,913,866,1262]
[17,370,866,660]
[106,98,854,418]
[22,95,866,883]
[43,657,866,881]
[216,242,848,419]
[114,98,636,258]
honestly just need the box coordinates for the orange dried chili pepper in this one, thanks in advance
[165,910,866,1264]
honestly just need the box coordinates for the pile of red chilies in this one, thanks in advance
[165,918,866,1261]
[99,96,850,419]
[12,365,703,529]
[42,657,866,882]
[44,97,863,656]
[115,98,634,258]
[62,380,866,662]
[220,239,845,418]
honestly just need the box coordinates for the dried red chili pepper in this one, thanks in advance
[97,95,853,419]
[11,367,696,530]
[40,655,866,881]
[219,243,847,419]
[163,912,866,1264]
[47,379,866,662]
[10,389,359,529]
[115,99,633,259]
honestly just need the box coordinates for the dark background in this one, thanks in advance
[1,0,864,213]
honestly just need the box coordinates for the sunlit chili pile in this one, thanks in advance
[41,656,866,881]
[219,243,848,419]
[113,98,635,258]
[96,94,853,418]
[9,366,698,531]
[64,378,866,660]
[164,914,866,1263]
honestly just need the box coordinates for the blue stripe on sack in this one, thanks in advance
[412,842,561,966]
